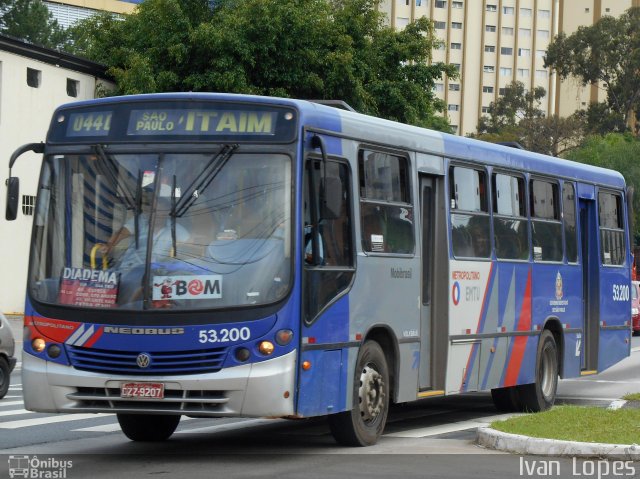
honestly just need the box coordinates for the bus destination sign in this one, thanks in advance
[127,109,277,136]
[51,101,297,143]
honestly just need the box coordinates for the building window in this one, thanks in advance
[451,42,462,49]
[518,48,531,57]
[486,4,497,12]
[482,106,490,113]
[435,0,446,7]
[520,7,532,16]
[517,68,529,77]
[486,25,496,32]
[536,49,546,58]
[397,17,410,29]
[435,21,446,29]
[449,83,461,91]
[585,8,590,13]
[501,47,513,55]
[537,29,550,39]
[499,88,507,96]
[482,86,494,93]
[448,104,460,111]
[451,22,462,29]
[451,125,459,133]
[451,63,461,71]
[485,45,496,53]
[500,67,512,76]
[535,69,548,78]
[27,68,41,88]
[484,65,495,73]
[519,28,531,37]
[452,1,463,8]
[539,9,550,18]
[434,83,444,92]
[67,78,79,97]
[502,27,514,35]
[503,6,514,14]
[22,195,36,216]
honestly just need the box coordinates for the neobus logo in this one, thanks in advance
[104,327,185,335]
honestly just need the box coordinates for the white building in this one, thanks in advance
[0,34,113,314]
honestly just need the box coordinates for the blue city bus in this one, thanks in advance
[6,93,632,445]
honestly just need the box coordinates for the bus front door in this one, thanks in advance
[419,175,447,392]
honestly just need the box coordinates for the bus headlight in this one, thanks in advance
[275,329,293,346]
[258,341,275,355]
[32,338,46,353]
[47,344,62,358]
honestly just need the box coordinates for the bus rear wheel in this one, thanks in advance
[518,330,559,412]
[328,340,390,446]
[117,413,180,441]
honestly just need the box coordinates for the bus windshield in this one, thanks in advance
[29,147,292,311]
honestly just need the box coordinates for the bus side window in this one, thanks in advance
[530,179,562,262]
[492,173,528,261]
[450,165,490,259]
[598,190,625,266]
[358,149,414,254]
[563,182,578,263]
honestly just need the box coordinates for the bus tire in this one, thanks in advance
[328,340,389,446]
[0,357,9,399]
[517,330,558,412]
[117,414,180,441]
[490,386,521,412]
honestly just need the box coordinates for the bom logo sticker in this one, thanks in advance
[152,275,222,300]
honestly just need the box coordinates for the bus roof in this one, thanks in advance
[54,92,625,189]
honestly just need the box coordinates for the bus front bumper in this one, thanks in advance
[22,350,297,417]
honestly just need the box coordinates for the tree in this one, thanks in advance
[565,133,640,241]
[545,7,640,134]
[67,0,457,130]
[470,81,584,156]
[0,0,69,49]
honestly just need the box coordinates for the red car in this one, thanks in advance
[632,281,640,336]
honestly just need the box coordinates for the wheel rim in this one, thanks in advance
[358,363,386,424]
[540,344,557,399]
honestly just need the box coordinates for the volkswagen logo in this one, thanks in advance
[136,353,151,369]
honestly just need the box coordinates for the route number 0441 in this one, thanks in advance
[198,327,251,343]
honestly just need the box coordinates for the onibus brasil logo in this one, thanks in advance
[8,455,73,478]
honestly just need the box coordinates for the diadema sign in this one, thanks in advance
[152,275,222,301]
[58,267,119,308]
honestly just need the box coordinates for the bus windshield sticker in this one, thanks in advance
[58,267,119,308]
[371,234,384,252]
[127,110,277,136]
[152,275,222,300]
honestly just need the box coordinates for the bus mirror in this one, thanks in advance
[5,177,19,221]
[321,176,342,220]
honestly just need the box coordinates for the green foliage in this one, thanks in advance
[545,7,640,134]
[470,81,584,156]
[0,0,69,49]
[565,133,640,241]
[67,0,456,130]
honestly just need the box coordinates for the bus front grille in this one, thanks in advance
[66,345,228,375]
[67,387,229,414]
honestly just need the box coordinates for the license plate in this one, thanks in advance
[121,382,164,399]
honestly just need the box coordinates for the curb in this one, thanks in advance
[477,427,640,459]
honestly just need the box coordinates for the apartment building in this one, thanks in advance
[381,0,640,136]
[43,0,138,28]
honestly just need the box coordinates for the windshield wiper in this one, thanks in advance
[92,145,136,211]
[174,143,238,218]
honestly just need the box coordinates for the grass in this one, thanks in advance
[491,405,640,445]
[623,393,640,401]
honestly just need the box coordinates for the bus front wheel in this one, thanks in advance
[328,340,390,446]
[117,413,180,441]
[518,330,559,412]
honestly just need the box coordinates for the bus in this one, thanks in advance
[6,93,632,446]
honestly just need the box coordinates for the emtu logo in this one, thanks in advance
[452,281,461,306]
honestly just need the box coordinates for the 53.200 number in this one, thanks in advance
[198,327,251,344]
